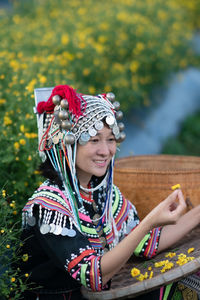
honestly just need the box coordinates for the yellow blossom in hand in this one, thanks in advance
[131,267,140,277]
[171,184,181,190]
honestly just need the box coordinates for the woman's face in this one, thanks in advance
[76,126,117,187]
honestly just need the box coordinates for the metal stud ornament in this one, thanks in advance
[52,95,61,105]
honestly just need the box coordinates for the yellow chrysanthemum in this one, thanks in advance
[131,267,140,277]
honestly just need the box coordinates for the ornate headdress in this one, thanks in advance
[34,85,126,234]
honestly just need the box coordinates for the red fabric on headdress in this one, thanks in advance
[37,85,87,118]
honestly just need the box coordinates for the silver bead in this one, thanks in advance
[118,122,125,132]
[61,120,72,130]
[60,99,69,109]
[116,111,123,120]
[64,134,75,144]
[106,92,115,102]
[117,132,126,142]
[58,110,69,120]
[52,95,61,105]
[113,101,120,110]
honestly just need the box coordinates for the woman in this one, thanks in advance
[20,84,200,299]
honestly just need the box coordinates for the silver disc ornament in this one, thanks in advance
[95,121,104,131]
[49,223,56,233]
[88,127,97,137]
[40,224,51,235]
[79,132,90,144]
[67,229,76,237]
[61,227,69,236]
[106,115,115,126]
[53,225,62,235]
[27,216,36,227]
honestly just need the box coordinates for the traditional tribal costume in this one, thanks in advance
[20,85,162,299]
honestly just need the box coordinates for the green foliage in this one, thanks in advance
[162,111,200,156]
[0,189,29,299]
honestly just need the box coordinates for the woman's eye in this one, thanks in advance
[90,138,99,143]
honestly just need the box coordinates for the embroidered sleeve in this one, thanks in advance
[134,227,162,258]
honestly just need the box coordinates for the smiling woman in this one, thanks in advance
[19,84,200,300]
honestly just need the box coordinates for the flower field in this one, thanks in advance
[0,0,200,297]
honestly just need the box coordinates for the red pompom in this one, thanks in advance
[36,85,87,117]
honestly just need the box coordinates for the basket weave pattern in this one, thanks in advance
[114,155,200,220]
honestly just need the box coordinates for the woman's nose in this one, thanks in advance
[97,141,110,156]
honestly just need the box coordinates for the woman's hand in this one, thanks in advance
[143,189,186,230]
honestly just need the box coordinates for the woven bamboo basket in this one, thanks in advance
[114,155,200,220]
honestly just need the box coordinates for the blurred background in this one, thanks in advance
[0,0,200,297]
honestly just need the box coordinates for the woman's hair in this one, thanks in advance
[38,156,63,188]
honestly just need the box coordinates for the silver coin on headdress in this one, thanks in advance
[88,127,97,137]
[95,121,104,131]
[112,125,120,135]
[79,132,90,143]
[106,115,115,126]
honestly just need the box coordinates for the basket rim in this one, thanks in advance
[114,155,200,174]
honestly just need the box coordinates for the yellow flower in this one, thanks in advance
[19,139,26,145]
[171,184,181,190]
[149,271,154,279]
[10,277,16,282]
[22,254,29,262]
[0,98,6,104]
[3,116,12,126]
[187,248,194,254]
[130,61,139,73]
[14,142,20,150]
[20,124,25,132]
[39,75,47,84]
[148,266,152,271]
[61,34,69,45]
[165,252,176,258]
[13,210,17,215]
[88,86,96,94]
[1,229,5,234]
[25,273,29,277]
[83,68,90,76]
[131,267,140,277]
[6,244,10,249]
[2,189,6,197]
[136,274,145,281]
